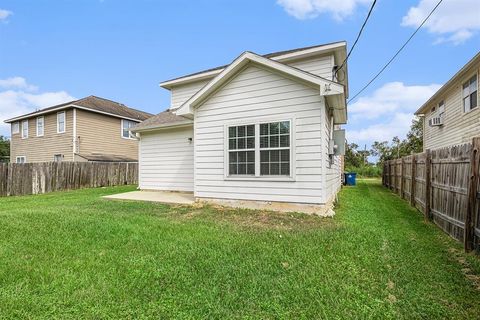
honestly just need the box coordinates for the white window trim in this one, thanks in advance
[36,116,44,137]
[121,119,137,140]
[57,111,66,133]
[16,156,26,163]
[223,117,296,182]
[21,120,28,139]
[462,72,478,114]
[53,154,64,162]
[12,122,19,134]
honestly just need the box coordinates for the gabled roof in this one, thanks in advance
[415,51,480,115]
[160,41,347,89]
[175,51,346,122]
[131,110,192,132]
[4,95,153,123]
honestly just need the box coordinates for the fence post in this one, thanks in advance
[424,149,432,221]
[400,157,405,198]
[410,154,416,207]
[465,137,480,252]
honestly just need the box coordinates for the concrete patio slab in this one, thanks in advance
[103,190,195,205]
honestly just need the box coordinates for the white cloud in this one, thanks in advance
[346,81,442,145]
[349,81,441,120]
[0,78,75,137]
[0,77,38,91]
[277,0,371,20]
[402,0,480,44]
[0,9,12,21]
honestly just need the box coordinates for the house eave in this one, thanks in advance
[132,120,193,133]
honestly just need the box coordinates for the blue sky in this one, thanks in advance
[0,0,479,148]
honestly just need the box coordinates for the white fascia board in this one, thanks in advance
[176,52,344,116]
[160,42,347,89]
[131,120,193,133]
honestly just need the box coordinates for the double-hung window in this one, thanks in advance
[463,75,478,112]
[21,120,28,139]
[16,156,26,164]
[36,116,44,136]
[122,119,137,139]
[57,111,66,133]
[227,120,292,178]
[12,122,19,134]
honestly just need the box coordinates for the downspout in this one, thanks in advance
[72,108,77,160]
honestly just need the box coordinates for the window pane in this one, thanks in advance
[229,152,237,163]
[261,163,269,175]
[247,137,255,149]
[229,127,236,138]
[270,135,279,148]
[281,150,289,162]
[280,135,289,147]
[270,150,279,162]
[270,163,280,175]
[463,82,470,97]
[260,150,269,162]
[247,164,255,175]
[238,126,245,137]
[260,123,268,136]
[270,122,279,134]
[229,164,237,175]
[471,92,477,109]
[280,121,290,134]
[464,96,471,112]
[247,151,255,162]
[237,137,245,149]
[238,151,246,163]
[238,164,246,175]
[247,125,254,136]
[229,138,236,150]
[281,163,290,175]
[260,136,268,148]
[470,76,477,92]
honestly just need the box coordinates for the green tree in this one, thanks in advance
[0,136,10,162]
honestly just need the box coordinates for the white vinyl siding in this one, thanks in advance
[424,63,480,150]
[194,64,329,204]
[286,55,334,80]
[139,126,194,192]
[170,79,211,110]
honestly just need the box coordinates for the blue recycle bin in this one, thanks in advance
[345,172,357,186]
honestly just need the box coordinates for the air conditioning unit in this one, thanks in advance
[429,116,443,127]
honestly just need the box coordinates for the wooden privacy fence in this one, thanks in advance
[382,137,480,252]
[0,162,138,197]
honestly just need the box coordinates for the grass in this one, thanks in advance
[0,180,480,319]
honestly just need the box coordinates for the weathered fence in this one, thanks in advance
[0,162,138,197]
[383,138,480,252]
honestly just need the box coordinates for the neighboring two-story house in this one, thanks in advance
[5,95,153,163]
[132,42,348,214]
[415,52,480,150]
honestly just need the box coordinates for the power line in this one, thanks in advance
[348,0,444,104]
[336,0,377,76]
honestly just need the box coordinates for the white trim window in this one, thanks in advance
[21,120,28,139]
[16,156,26,164]
[122,119,137,139]
[57,111,66,133]
[463,74,478,112]
[53,154,64,162]
[227,120,292,178]
[12,122,19,134]
[260,121,291,176]
[438,100,445,119]
[36,116,44,137]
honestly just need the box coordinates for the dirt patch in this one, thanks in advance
[449,247,480,290]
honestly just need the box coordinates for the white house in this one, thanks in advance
[132,42,348,214]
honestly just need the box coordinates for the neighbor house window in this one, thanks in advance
[438,100,445,119]
[57,111,66,133]
[260,121,290,176]
[463,75,478,112]
[53,154,64,162]
[228,125,255,175]
[12,122,19,134]
[227,120,292,178]
[36,116,44,136]
[21,120,28,139]
[122,119,137,139]
[16,156,26,164]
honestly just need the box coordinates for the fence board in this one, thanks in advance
[0,162,138,197]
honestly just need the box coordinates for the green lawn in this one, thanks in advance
[1,180,479,319]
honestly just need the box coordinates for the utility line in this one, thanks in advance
[348,0,444,104]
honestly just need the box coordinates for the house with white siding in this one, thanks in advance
[415,52,480,150]
[132,42,348,214]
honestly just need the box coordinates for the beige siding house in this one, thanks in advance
[133,42,348,214]
[5,96,152,163]
[415,52,480,150]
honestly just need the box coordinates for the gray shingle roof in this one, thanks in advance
[5,95,153,123]
[131,110,192,131]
